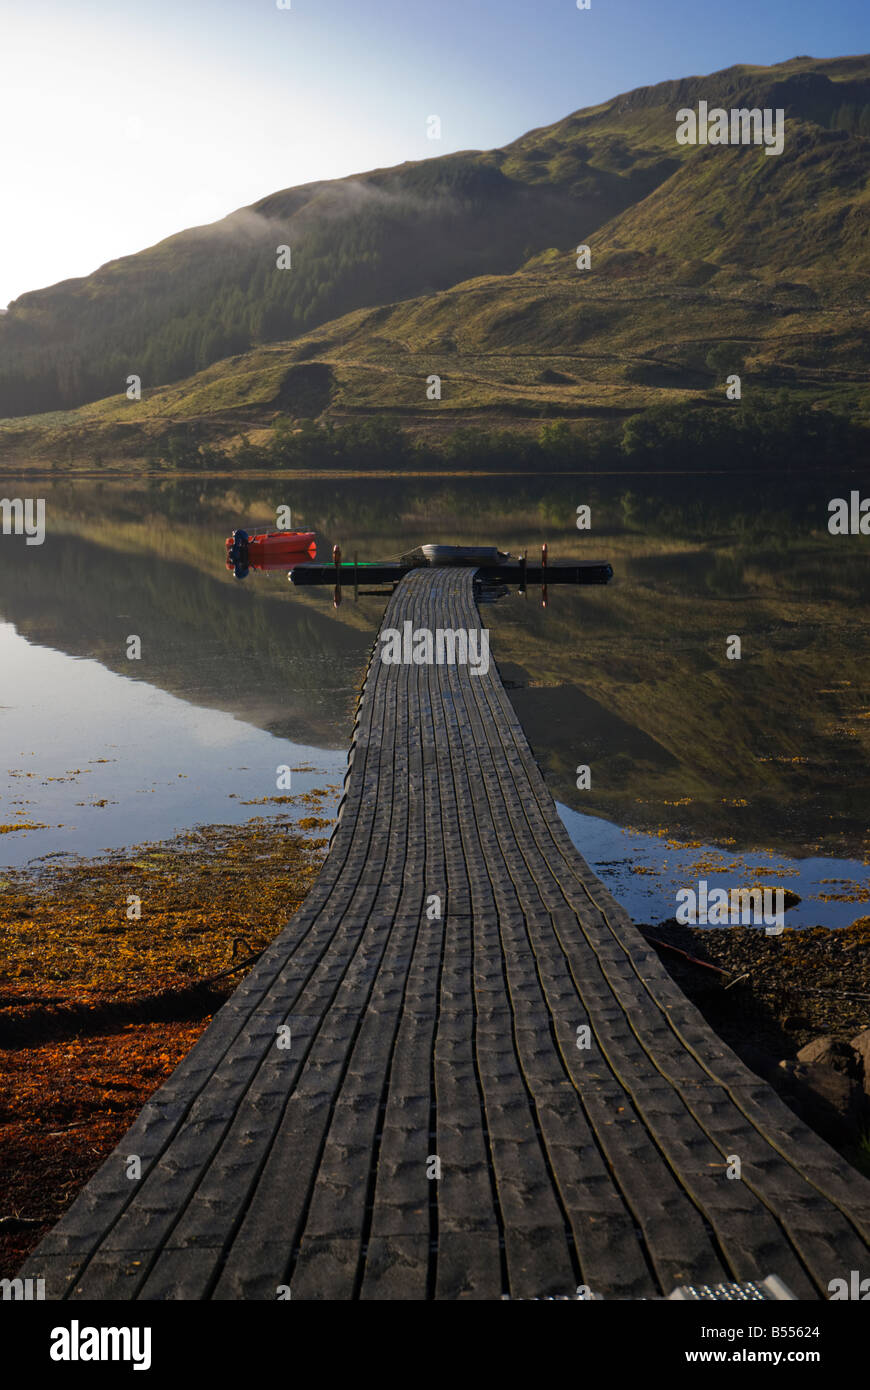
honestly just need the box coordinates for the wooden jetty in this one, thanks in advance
[20,567,870,1299]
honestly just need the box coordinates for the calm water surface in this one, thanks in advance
[0,471,867,928]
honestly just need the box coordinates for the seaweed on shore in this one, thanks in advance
[0,813,330,1276]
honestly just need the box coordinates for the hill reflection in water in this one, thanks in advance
[0,469,866,924]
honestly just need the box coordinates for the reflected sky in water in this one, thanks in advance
[558,802,867,930]
[0,471,866,927]
[0,623,343,867]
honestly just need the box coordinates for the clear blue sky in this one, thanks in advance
[1,0,866,305]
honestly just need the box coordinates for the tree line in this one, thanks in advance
[0,159,566,419]
[149,395,866,474]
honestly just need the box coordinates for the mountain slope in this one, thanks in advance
[3,77,866,465]
[1,53,867,426]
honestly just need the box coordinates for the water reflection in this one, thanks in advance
[0,622,343,868]
[0,470,866,923]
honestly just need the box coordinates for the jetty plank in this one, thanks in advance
[19,567,870,1300]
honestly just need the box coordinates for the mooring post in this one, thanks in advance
[541,542,548,609]
[520,548,527,596]
[333,543,342,608]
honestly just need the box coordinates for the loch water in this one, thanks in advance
[0,470,867,928]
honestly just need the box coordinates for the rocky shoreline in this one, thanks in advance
[0,813,331,1278]
[1,824,867,1278]
[644,919,870,1177]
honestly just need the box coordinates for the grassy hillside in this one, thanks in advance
[1,54,867,460]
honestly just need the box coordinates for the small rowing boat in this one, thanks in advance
[226,528,316,578]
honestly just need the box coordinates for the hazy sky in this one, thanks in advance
[1,0,866,307]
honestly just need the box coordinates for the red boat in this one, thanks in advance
[225,528,316,577]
